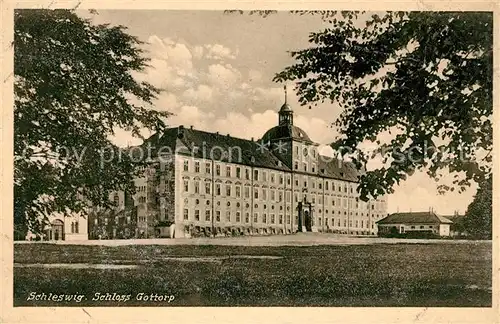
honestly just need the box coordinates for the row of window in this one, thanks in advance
[183,198,383,218]
[182,209,377,229]
[182,161,369,196]
[293,160,317,173]
[185,198,291,211]
[182,182,385,210]
[183,160,287,183]
[183,209,288,225]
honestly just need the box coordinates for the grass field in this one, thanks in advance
[13,241,492,307]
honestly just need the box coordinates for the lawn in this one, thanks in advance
[13,242,492,307]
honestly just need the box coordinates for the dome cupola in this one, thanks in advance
[278,85,293,126]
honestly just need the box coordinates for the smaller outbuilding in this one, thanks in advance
[376,211,453,237]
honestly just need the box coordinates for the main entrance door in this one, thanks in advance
[297,200,313,232]
[304,210,312,231]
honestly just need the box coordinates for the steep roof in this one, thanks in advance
[318,156,360,182]
[376,211,453,225]
[131,126,362,181]
[163,126,290,171]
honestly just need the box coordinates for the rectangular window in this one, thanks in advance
[286,215,290,224]
[303,163,307,172]
[294,161,298,170]
[271,173,275,183]
[245,186,250,198]
[205,163,211,174]
[194,210,200,221]
[226,211,231,222]
[245,212,249,223]
[216,211,221,222]
[236,212,241,223]
[216,184,221,196]
[194,181,200,194]
[271,214,275,224]
[226,166,231,177]
[226,184,231,197]
[278,192,283,202]
[216,164,221,176]
[236,186,241,198]
[205,210,211,221]
[263,171,267,181]
[325,181,329,190]
[312,164,316,173]
[295,146,299,155]
[312,196,316,204]
[254,189,259,199]
[195,161,200,173]
[262,213,267,223]
[205,182,211,194]
[287,175,291,185]
[271,190,276,201]
[254,170,259,181]
[236,167,241,179]
[253,213,258,223]
[183,180,189,192]
[286,192,291,202]
[183,160,189,172]
[295,179,299,186]
[262,189,267,200]
[279,175,284,184]
[279,215,283,224]
[245,169,250,180]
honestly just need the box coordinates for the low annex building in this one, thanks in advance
[376,211,453,237]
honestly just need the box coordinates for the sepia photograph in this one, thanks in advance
[6,6,495,314]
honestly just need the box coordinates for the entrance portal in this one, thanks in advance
[297,200,314,232]
[304,210,312,231]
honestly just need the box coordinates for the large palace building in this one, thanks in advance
[93,92,388,239]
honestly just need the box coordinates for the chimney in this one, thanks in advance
[190,125,194,130]
[177,125,185,138]
[216,131,219,135]
[227,134,230,137]
[251,137,254,142]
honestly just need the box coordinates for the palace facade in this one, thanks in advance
[108,95,389,239]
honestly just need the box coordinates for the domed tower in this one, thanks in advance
[260,85,319,172]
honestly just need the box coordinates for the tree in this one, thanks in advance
[271,11,492,201]
[463,177,492,239]
[14,9,170,237]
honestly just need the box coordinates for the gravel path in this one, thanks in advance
[15,233,489,246]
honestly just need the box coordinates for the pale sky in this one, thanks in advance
[79,10,479,215]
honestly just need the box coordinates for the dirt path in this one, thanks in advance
[15,233,489,246]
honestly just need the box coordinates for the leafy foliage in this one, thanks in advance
[14,9,170,236]
[462,177,492,239]
[271,11,492,200]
